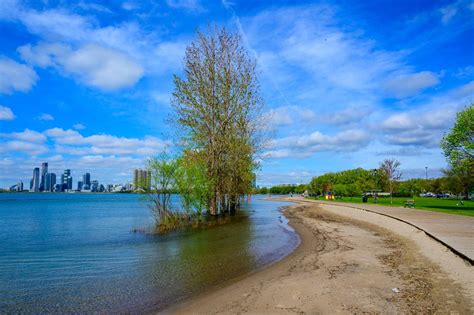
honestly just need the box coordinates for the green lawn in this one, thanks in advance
[307,196,474,217]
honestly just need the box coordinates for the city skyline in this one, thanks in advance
[4,161,135,192]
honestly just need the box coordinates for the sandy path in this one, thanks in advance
[165,200,474,314]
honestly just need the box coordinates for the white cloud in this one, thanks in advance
[121,2,137,11]
[0,105,15,120]
[3,1,189,95]
[151,91,171,105]
[62,44,144,90]
[0,141,47,155]
[383,71,440,98]
[166,0,203,11]
[0,129,48,156]
[73,123,86,130]
[0,57,38,94]
[150,41,187,74]
[264,106,317,127]
[44,128,171,155]
[1,129,47,143]
[244,5,401,94]
[379,81,473,148]
[439,5,458,24]
[76,2,113,13]
[37,113,54,121]
[265,129,370,158]
[322,105,373,125]
[19,43,144,90]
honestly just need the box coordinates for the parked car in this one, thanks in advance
[419,192,436,197]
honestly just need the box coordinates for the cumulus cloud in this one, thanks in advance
[265,129,370,158]
[63,44,144,90]
[0,105,15,120]
[264,106,317,127]
[377,80,474,148]
[383,71,440,98]
[37,113,54,121]
[73,123,86,130]
[0,129,48,155]
[1,129,47,143]
[322,105,373,125]
[19,43,144,90]
[380,110,453,148]
[166,0,203,11]
[0,141,47,155]
[0,57,38,94]
[6,2,185,79]
[44,127,171,155]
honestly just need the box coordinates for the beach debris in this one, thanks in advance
[392,288,400,293]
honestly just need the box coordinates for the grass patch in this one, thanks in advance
[308,196,474,217]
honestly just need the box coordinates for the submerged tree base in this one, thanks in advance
[150,211,245,235]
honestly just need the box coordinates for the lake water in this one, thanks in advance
[0,193,298,313]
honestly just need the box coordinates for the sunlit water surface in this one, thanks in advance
[0,193,298,313]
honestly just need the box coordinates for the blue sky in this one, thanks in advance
[0,0,473,188]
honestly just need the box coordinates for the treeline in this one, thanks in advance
[147,26,263,232]
[254,184,307,195]
[307,167,470,198]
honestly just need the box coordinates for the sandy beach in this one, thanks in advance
[165,198,474,314]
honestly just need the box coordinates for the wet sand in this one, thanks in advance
[165,199,474,314]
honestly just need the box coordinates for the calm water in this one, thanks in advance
[0,193,298,313]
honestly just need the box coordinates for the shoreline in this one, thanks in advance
[164,198,474,314]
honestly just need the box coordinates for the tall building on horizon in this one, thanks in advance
[133,169,151,191]
[91,180,99,192]
[39,162,48,192]
[83,173,91,190]
[30,168,40,192]
[45,173,56,192]
[61,169,72,191]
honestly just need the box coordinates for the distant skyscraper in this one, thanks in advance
[83,173,91,188]
[62,169,72,191]
[9,181,23,192]
[77,181,83,191]
[30,167,40,192]
[91,180,99,192]
[45,173,56,192]
[133,169,151,191]
[54,183,63,192]
[39,162,48,192]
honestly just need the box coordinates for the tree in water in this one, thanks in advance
[147,154,180,232]
[171,25,264,216]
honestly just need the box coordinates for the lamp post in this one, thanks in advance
[425,166,428,180]
[372,168,378,204]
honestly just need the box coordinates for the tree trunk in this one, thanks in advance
[229,195,237,215]
[210,189,218,216]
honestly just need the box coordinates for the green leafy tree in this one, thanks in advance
[147,154,179,227]
[172,25,263,215]
[379,159,402,204]
[175,151,211,215]
[441,104,474,199]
